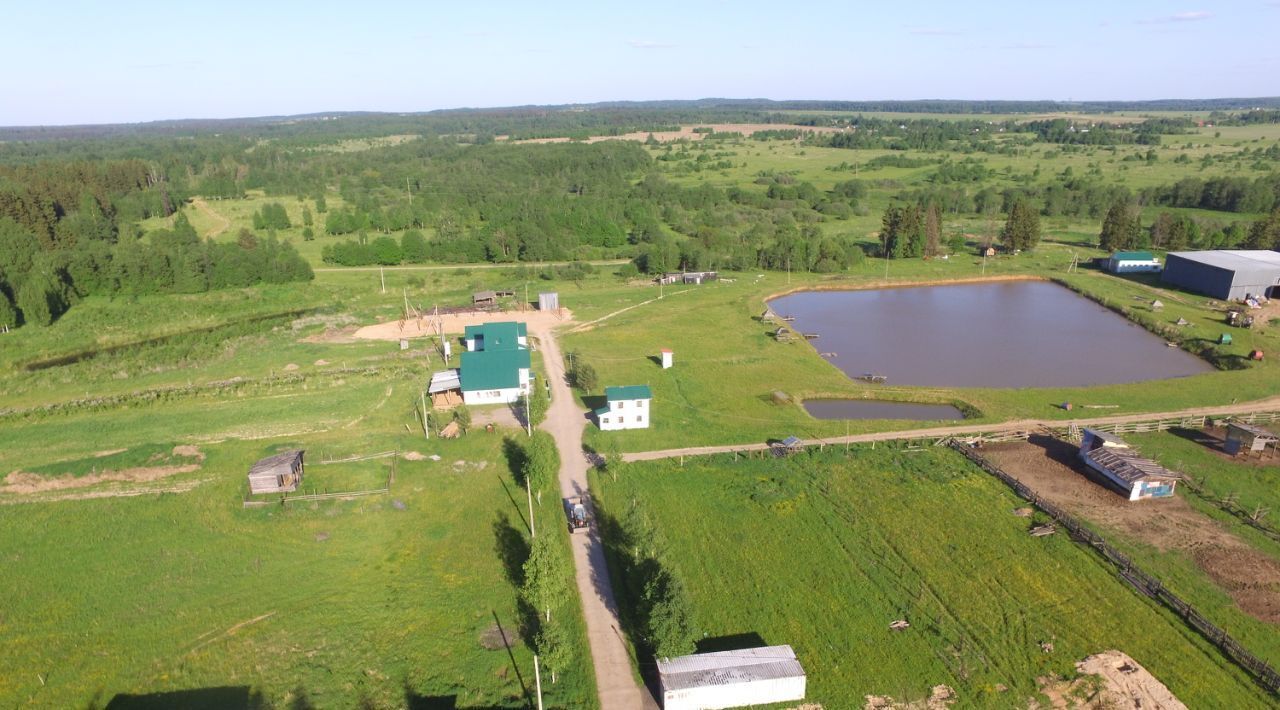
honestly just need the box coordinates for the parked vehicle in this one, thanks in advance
[564,495,590,533]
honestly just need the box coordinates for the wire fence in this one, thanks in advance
[948,440,1280,695]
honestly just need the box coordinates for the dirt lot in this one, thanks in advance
[1174,425,1280,467]
[984,436,1280,623]
[352,308,572,341]
[1038,650,1186,709]
[1,445,206,501]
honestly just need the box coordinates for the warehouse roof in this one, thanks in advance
[460,349,530,391]
[605,385,652,401]
[658,645,805,692]
[1167,250,1280,271]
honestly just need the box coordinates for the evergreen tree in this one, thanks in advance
[0,290,16,329]
[314,193,327,213]
[1001,199,1040,252]
[1099,201,1141,251]
[924,202,942,258]
[1245,208,1280,249]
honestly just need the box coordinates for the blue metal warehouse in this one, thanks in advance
[1160,250,1280,300]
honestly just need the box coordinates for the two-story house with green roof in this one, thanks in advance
[595,385,651,431]
[457,321,532,405]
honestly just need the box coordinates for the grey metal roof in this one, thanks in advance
[1083,448,1179,484]
[658,645,805,691]
[1227,422,1279,441]
[428,369,461,394]
[1082,428,1128,447]
[248,450,303,477]
[1166,250,1280,271]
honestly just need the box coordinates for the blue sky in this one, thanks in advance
[1,0,1277,126]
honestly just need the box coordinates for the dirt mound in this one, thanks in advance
[1039,651,1186,709]
[984,438,1280,623]
[865,685,954,709]
[352,308,573,341]
[401,451,429,461]
[282,363,299,371]
[314,359,330,366]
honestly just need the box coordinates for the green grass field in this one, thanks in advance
[592,446,1274,707]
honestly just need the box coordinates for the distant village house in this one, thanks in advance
[595,385,651,430]
[247,450,304,494]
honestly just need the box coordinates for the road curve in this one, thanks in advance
[532,321,654,710]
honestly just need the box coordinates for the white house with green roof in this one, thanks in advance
[595,385,652,431]
[1106,251,1161,274]
[464,321,527,352]
[458,321,532,405]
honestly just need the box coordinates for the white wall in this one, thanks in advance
[463,385,526,405]
[661,676,806,710]
[598,398,649,430]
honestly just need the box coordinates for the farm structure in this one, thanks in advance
[660,348,673,369]
[1106,251,1162,274]
[1078,429,1180,501]
[595,385,651,430]
[656,271,719,286]
[426,368,463,409]
[247,450,305,494]
[472,290,498,307]
[537,292,559,311]
[656,644,806,710]
[459,321,531,405]
[464,321,527,352]
[1224,421,1279,457]
[1160,250,1280,300]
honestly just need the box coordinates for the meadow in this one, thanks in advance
[591,445,1275,707]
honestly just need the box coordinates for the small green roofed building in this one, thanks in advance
[595,385,652,431]
[464,321,528,352]
[1106,251,1162,274]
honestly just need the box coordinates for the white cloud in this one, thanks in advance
[1001,42,1051,50]
[1171,10,1212,21]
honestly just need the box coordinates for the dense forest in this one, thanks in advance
[3,101,1280,330]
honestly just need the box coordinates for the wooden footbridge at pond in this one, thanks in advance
[621,397,1280,463]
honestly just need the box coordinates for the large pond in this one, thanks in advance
[769,281,1212,388]
[804,399,964,421]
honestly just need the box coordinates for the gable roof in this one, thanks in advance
[1083,447,1180,485]
[1112,251,1156,261]
[460,348,530,391]
[1167,250,1280,271]
[606,385,652,401]
[249,450,303,478]
[463,321,527,350]
[658,645,804,692]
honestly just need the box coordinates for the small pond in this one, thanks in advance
[769,281,1212,388]
[804,399,964,421]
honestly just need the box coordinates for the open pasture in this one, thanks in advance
[592,446,1275,707]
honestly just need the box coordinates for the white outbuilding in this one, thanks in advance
[657,645,806,710]
[660,348,673,369]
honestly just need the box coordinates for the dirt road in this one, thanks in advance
[623,395,1280,462]
[189,197,231,237]
[532,320,654,710]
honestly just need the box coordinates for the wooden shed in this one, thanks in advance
[248,450,304,494]
[1078,429,1179,501]
[472,290,498,307]
[1224,422,1279,457]
[538,292,559,311]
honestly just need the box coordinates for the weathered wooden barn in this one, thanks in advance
[1078,429,1179,501]
[247,450,304,494]
[1161,250,1280,300]
[657,645,806,710]
[472,290,498,307]
[1224,421,1279,457]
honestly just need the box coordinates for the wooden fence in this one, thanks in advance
[948,440,1280,695]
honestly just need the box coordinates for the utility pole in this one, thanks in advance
[380,266,386,294]
[406,177,412,204]
[525,281,529,310]
[527,478,536,538]
[421,391,430,439]
[533,655,544,710]
[525,393,532,436]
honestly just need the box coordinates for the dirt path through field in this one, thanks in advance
[984,437,1280,623]
[532,318,655,709]
[190,197,231,237]
[623,395,1280,462]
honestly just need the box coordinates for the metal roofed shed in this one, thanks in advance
[1224,421,1279,457]
[1078,429,1179,501]
[538,292,559,311]
[657,645,806,710]
[1106,251,1161,274]
[1161,250,1280,301]
[247,450,304,494]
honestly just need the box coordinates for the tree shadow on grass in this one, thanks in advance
[492,512,530,588]
[502,437,528,486]
[103,687,267,710]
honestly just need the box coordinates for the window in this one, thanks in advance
[635,416,642,422]
[602,417,609,424]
